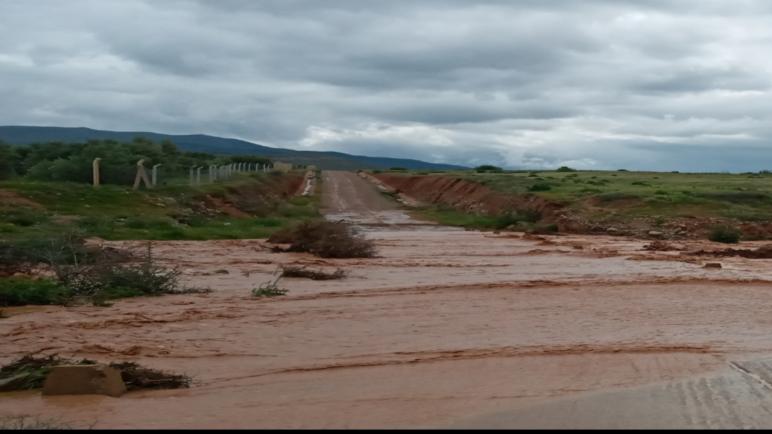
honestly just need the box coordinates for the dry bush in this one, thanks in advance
[252,271,288,297]
[110,362,190,390]
[268,220,376,258]
[281,265,346,280]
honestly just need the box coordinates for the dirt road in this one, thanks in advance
[4,171,772,428]
[321,170,423,225]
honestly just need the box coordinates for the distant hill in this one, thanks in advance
[0,126,465,171]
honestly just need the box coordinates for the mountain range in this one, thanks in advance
[0,126,464,171]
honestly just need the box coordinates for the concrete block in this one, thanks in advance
[42,365,126,397]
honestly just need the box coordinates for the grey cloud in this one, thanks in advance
[3,0,772,170]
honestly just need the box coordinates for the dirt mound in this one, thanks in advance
[0,189,43,209]
[204,195,251,218]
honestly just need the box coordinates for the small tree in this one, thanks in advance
[474,165,503,173]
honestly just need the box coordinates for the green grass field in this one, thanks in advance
[457,169,772,222]
[0,172,319,241]
[378,168,772,239]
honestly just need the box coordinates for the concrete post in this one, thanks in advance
[92,158,101,187]
[133,159,152,190]
[209,165,215,183]
[190,166,196,186]
[196,167,202,185]
[151,164,162,187]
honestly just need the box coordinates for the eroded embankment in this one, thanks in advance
[197,173,305,218]
[371,173,574,229]
[370,173,772,239]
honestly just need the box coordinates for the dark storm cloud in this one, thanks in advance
[3,0,772,170]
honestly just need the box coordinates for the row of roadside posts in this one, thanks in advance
[91,158,273,190]
[189,162,273,186]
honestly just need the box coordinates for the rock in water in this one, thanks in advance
[42,365,126,397]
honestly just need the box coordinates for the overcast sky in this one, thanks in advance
[3,1,772,171]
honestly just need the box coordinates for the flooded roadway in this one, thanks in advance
[4,171,772,428]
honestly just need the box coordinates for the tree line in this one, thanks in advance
[0,137,272,185]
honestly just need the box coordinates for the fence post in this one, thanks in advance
[196,167,202,185]
[133,159,152,190]
[152,164,162,187]
[190,166,196,186]
[92,158,101,187]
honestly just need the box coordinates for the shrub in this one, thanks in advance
[0,278,71,307]
[593,192,639,203]
[492,213,522,230]
[56,242,189,302]
[530,223,559,234]
[253,273,288,297]
[698,192,769,204]
[0,209,48,227]
[111,361,191,390]
[268,220,376,258]
[520,209,543,223]
[528,183,552,192]
[0,232,96,272]
[708,226,741,244]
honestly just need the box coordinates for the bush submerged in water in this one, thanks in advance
[268,220,376,258]
[708,225,741,244]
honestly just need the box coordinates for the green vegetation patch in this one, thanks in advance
[709,225,741,244]
[0,278,71,307]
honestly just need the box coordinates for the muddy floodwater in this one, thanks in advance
[4,171,772,428]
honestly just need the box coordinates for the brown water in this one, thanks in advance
[4,172,772,428]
